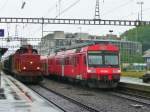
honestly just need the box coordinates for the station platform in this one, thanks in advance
[120,76,150,92]
[120,76,150,86]
[0,72,62,112]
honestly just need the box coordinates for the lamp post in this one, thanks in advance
[78,27,82,40]
[109,30,113,39]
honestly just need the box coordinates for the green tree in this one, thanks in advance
[121,25,150,51]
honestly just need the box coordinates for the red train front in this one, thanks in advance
[82,44,121,88]
[3,45,43,83]
[43,43,121,88]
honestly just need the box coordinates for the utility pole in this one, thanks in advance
[41,17,44,55]
[137,1,144,21]
[59,0,61,19]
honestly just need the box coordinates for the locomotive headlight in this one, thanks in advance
[87,69,96,73]
[23,67,26,70]
[37,67,40,70]
[30,61,33,64]
[113,70,121,73]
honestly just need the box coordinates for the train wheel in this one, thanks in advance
[87,82,96,88]
[80,81,87,87]
[68,78,75,84]
[61,77,68,83]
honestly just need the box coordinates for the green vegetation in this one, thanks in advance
[120,50,144,63]
[121,71,144,78]
[117,25,150,77]
[120,25,150,63]
[121,25,150,51]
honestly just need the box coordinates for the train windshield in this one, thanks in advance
[88,55,103,65]
[88,51,119,67]
[104,55,118,65]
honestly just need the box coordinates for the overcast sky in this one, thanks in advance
[0,0,149,44]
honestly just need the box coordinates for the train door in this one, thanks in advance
[61,58,64,77]
[45,57,49,76]
[71,55,77,78]
[75,54,83,80]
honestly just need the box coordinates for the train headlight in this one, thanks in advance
[30,61,33,64]
[87,69,96,73]
[37,67,40,70]
[113,70,121,73]
[23,67,26,70]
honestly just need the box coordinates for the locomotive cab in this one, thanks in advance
[3,44,43,83]
[82,44,121,88]
[87,51,120,81]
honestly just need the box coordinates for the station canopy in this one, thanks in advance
[0,48,8,55]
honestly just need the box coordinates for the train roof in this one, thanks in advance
[81,44,119,52]
[56,43,119,56]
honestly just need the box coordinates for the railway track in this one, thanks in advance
[42,78,150,110]
[109,88,150,106]
[7,75,150,112]
[30,83,150,112]
[29,85,100,112]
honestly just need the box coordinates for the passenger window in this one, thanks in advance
[72,56,76,66]
[84,55,86,65]
[76,56,79,64]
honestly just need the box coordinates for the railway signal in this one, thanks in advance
[0,29,4,37]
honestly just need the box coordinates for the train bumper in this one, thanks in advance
[89,73,120,81]
[18,71,42,76]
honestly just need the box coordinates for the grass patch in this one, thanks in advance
[121,71,145,78]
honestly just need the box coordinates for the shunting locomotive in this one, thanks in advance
[2,45,43,83]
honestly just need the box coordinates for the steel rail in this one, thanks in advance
[109,90,150,106]
[29,85,67,112]
[35,85,100,112]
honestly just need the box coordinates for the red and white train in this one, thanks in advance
[2,45,43,83]
[41,43,121,88]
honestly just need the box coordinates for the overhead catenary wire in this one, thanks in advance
[55,0,81,18]
[21,1,26,9]
[102,0,134,16]
[120,6,150,20]
[31,0,63,38]
[32,0,81,38]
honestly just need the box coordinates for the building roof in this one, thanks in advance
[143,50,150,58]
[143,54,150,58]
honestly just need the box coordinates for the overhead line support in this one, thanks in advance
[0,17,149,26]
